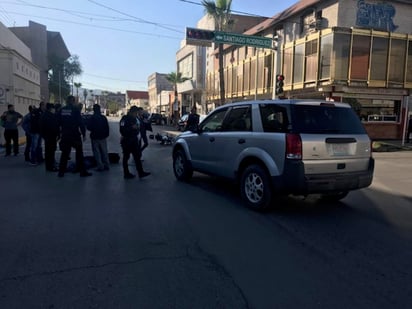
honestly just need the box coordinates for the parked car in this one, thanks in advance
[150,113,166,125]
[178,114,207,131]
[172,99,374,211]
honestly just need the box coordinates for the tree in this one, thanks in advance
[74,82,82,102]
[48,55,83,102]
[202,0,233,106]
[166,71,190,117]
[107,101,120,115]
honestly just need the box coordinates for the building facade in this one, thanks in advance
[206,0,412,139]
[179,14,267,115]
[125,90,149,113]
[9,21,70,102]
[147,72,174,113]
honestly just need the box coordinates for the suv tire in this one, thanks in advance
[240,164,272,211]
[173,150,193,181]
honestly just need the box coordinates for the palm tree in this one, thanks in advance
[166,71,190,118]
[202,0,233,106]
[74,82,82,102]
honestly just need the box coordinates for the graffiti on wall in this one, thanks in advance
[356,0,398,32]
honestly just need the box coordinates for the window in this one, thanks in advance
[305,39,318,81]
[389,39,406,83]
[320,34,332,79]
[350,35,371,80]
[200,108,228,132]
[370,37,389,81]
[259,104,289,133]
[222,106,252,132]
[283,47,293,85]
[407,41,412,83]
[178,54,193,79]
[291,105,366,134]
[293,44,304,84]
[334,33,350,80]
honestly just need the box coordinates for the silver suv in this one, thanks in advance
[172,100,374,211]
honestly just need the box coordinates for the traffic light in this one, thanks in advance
[186,27,215,46]
[275,74,284,95]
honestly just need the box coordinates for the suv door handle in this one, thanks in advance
[238,138,246,144]
[209,137,215,142]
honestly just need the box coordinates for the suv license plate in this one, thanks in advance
[332,143,350,156]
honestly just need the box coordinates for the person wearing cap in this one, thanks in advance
[119,106,150,179]
[56,95,92,178]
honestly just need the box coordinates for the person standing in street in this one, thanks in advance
[87,104,110,172]
[137,107,152,157]
[407,115,412,143]
[185,107,200,132]
[22,106,33,162]
[1,104,23,156]
[28,104,42,165]
[40,103,60,172]
[57,95,92,178]
[119,106,150,179]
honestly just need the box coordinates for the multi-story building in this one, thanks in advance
[9,21,70,102]
[148,72,174,113]
[206,0,412,139]
[178,14,267,115]
[125,90,149,112]
[0,21,40,145]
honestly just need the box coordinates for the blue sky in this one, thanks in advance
[0,0,297,93]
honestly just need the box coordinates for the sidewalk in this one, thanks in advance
[372,140,412,152]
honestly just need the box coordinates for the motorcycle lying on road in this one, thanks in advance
[149,133,174,145]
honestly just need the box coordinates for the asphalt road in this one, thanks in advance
[0,119,411,309]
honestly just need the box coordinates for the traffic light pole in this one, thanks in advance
[272,35,281,100]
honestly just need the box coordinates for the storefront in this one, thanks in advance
[282,26,411,139]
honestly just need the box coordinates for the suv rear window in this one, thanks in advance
[291,105,366,134]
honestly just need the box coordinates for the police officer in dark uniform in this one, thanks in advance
[40,103,60,172]
[57,95,92,178]
[120,106,150,179]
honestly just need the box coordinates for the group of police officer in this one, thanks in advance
[58,96,150,179]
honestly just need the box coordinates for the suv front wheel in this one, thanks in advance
[240,164,272,211]
[173,149,193,181]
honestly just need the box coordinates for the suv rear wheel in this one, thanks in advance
[173,150,193,181]
[240,164,272,211]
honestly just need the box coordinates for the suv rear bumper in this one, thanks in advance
[272,158,375,195]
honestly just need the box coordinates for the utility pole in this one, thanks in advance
[59,70,62,103]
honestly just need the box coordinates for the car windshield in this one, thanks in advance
[291,105,366,134]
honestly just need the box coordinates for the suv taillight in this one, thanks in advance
[286,134,302,160]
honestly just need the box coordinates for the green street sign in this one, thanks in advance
[214,31,273,49]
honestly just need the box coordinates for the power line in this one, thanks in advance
[177,0,272,19]
[87,0,182,33]
[83,73,147,84]
[2,10,182,40]
[2,0,183,30]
